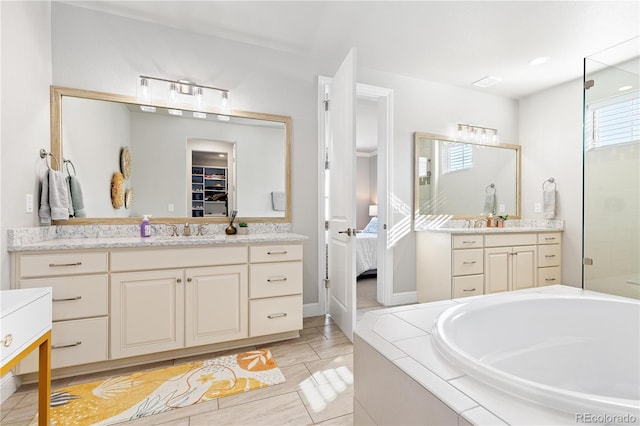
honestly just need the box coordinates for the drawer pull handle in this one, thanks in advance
[267,251,288,255]
[49,262,82,267]
[462,261,477,265]
[462,241,476,244]
[267,313,288,319]
[544,254,556,258]
[463,288,476,292]
[52,341,82,350]
[267,277,288,283]
[2,334,13,348]
[545,278,557,282]
[53,296,82,302]
[544,237,556,241]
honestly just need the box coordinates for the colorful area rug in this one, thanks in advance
[41,349,284,426]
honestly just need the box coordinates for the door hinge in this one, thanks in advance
[583,257,593,265]
[584,80,595,90]
[325,160,330,170]
[324,279,330,288]
[324,220,329,231]
[383,223,387,230]
[324,100,330,111]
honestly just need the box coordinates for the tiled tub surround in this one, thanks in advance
[7,226,307,381]
[354,285,640,426]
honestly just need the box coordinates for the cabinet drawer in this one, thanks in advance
[538,233,561,245]
[452,235,483,249]
[1,290,51,367]
[484,233,537,248]
[250,244,303,263]
[18,252,108,278]
[19,275,108,321]
[452,275,484,298]
[538,244,561,267]
[538,266,561,286]
[249,295,302,337]
[17,317,108,374]
[111,246,247,271]
[452,249,483,276]
[250,262,302,299]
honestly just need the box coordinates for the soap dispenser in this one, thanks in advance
[140,215,152,237]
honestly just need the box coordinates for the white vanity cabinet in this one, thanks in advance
[248,244,303,337]
[13,252,109,374]
[109,246,248,359]
[416,230,562,302]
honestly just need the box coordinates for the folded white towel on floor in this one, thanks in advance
[543,188,556,219]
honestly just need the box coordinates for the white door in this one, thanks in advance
[328,49,357,341]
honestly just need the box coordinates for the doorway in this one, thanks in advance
[317,77,394,324]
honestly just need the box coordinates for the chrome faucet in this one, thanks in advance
[464,219,472,228]
[183,223,191,236]
[170,224,179,236]
[474,219,487,228]
[197,224,205,236]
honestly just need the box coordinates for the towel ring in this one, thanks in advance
[542,177,556,190]
[39,148,60,170]
[64,159,77,176]
[485,183,495,195]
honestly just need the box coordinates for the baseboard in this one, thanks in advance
[0,371,20,404]
[390,290,417,306]
[303,302,324,318]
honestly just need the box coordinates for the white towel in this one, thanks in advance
[68,175,86,218]
[66,176,74,217]
[543,188,556,219]
[49,170,70,221]
[271,191,286,211]
[483,193,496,215]
[39,172,51,225]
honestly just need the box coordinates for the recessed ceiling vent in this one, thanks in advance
[472,75,502,88]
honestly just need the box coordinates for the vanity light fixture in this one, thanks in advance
[137,75,231,113]
[457,124,498,143]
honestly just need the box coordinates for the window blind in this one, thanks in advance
[442,143,473,173]
[586,92,639,150]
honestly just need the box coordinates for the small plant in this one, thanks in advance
[497,215,509,221]
[238,221,248,227]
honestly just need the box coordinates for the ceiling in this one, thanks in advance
[61,1,639,99]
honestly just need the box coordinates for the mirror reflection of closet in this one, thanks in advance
[188,139,236,218]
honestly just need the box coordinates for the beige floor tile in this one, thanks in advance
[190,392,313,426]
[298,381,354,424]
[261,342,320,367]
[218,363,315,409]
[303,315,333,329]
[309,338,353,359]
[316,324,347,340]
[267,330,327,347]
[116,398,218,426]
[1,392,27,419]
[0,400,38,424]
[315,413,354,425]
[304,354,353,387]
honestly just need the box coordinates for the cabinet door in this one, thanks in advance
[185,265,248,347]
[111,269,184,359]
[484,247,510,294]
[512,246,537,291]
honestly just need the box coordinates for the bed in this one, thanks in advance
[356,217,378,277]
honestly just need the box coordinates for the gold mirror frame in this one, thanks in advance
[50,86,291,225]
[414,132,521,220]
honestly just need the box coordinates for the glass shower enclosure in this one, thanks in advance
[583,37,639,299]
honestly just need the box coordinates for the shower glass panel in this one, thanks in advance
[583,37,640,299]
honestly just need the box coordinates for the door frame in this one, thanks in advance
[311,77,394,317]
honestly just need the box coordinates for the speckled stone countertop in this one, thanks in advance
[414,219,563,234]
[7,224,307,252]
[7,233,308,252]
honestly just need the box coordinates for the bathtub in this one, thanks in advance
[432,293,640,418]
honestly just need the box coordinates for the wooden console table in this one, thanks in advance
[1,288,52,426]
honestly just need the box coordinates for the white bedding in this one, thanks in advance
[356,232,377,276]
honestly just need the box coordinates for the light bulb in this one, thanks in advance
[168,83,179,106]
[138,78,150,104]
[194,87,204,111]
[220,91,230,113]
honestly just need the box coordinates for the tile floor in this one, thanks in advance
[0,315,355,426]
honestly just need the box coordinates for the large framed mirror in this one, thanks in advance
[414,132,521,222]
[51,86,291,224]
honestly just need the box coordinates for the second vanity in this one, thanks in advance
[8,231,306,380]
[416,224,562,302]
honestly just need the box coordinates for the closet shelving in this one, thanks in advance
[191,166,228,217]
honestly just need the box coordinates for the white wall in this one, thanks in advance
[0,1,52,289]
[519,79,584,287]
